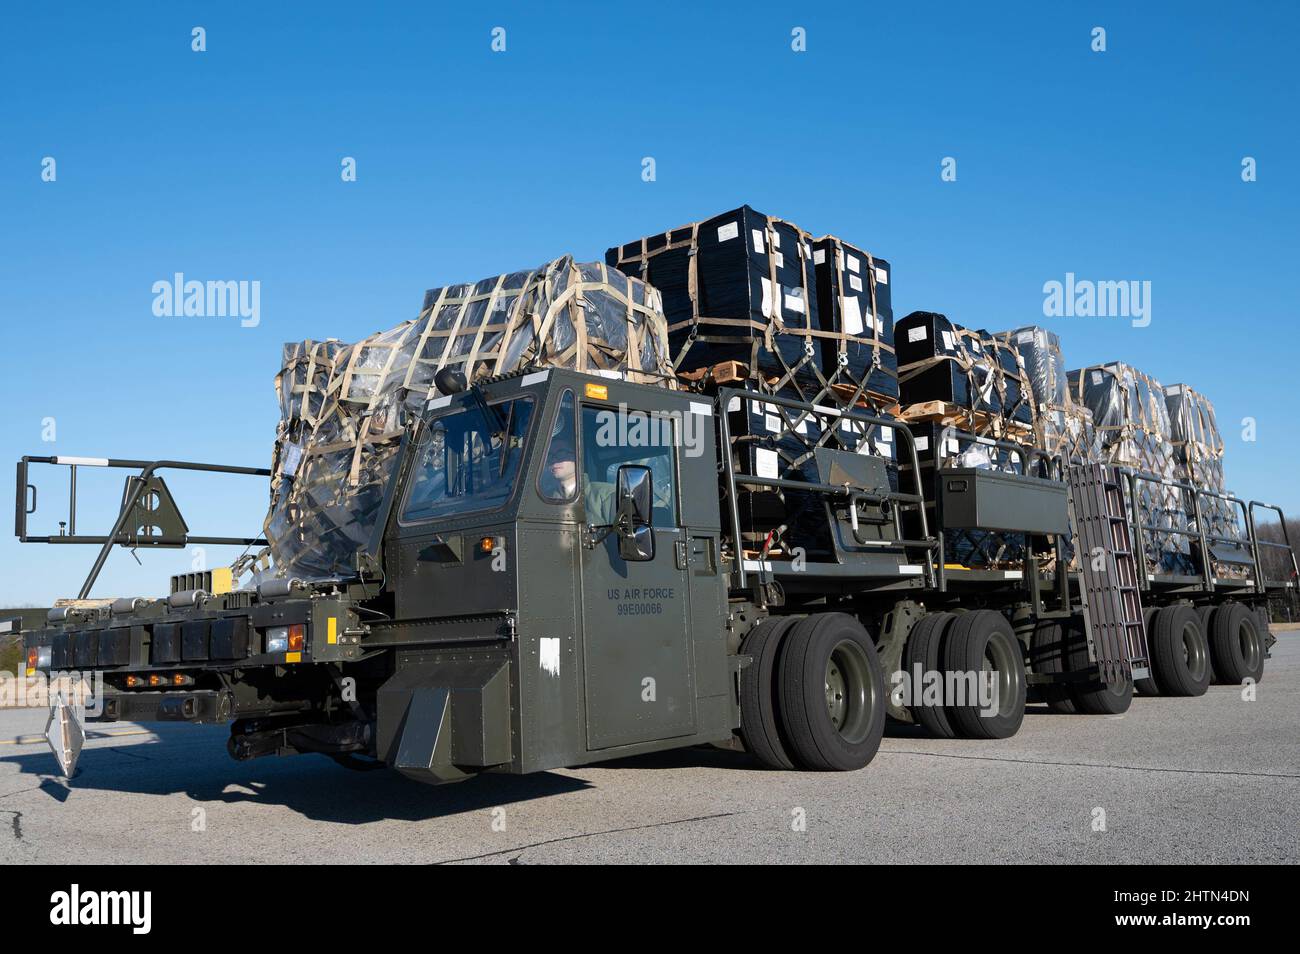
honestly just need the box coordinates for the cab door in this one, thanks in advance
[577,402,696,749]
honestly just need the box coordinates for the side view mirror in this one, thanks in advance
[615,464,654,561]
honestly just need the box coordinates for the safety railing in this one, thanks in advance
[717,388,938,591]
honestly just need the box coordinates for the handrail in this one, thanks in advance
[717,388,938,592]
[16,456,272,599]
[1115,465,1293,594]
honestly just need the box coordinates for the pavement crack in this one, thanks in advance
[110,746,153,761]
[882,749,1300,779]
[437,810,746,864]
[0,809,22,840]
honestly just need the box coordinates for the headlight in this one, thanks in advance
[264,624,304,654]
[265,626,289,654]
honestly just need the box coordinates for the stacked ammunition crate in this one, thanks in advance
[608,207,901,561]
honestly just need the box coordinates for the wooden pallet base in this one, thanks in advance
[896,400,1034,441]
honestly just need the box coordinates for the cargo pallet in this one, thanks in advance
[13,369,1295,783]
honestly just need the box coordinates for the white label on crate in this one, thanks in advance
[774,251,784,269]
[849,274,863,293]
[802,241,811,259]
[842,295,864,335]
[755,448,780,479]
[727,397,741,413]
[1092,370,1103,385]
[847,254,860,274]
[942,330,956,351]
[771,230,781,249]
[1016,330,1035,344]
[875,266,888,285]
[752,229,765,254]
[689,401,713,416]
[878,427,892,442]
[784,287,804,313]
[717,221,739,242]
[914,436,930,451]
[908,326,928,343]
[814,248,826,265]
[760,277,780,318]
[798,419,813,435]
[765,414,781,432]
[945,438,960,454]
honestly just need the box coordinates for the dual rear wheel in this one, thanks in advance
[739,613,886,772]
[906,610,1027,739]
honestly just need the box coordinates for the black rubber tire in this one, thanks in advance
[1062,621,1134,715]
[1028,618,1076,714]
[1135,606,1160,696]
[1148,604,1211,697]
[1208,602,1266,685]
[1196,605,1219,681]
[940,609,1027,739]
[777,613,886,771]
[738,616,799,769]
[902,612,959,737]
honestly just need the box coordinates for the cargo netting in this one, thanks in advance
[260,256,673,581]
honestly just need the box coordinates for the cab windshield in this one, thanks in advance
[401,396,535,522]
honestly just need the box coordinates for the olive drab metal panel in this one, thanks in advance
[578,401,697,749]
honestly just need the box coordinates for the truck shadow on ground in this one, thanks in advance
[0,725,591,825]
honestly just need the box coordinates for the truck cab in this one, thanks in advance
[373,368,737,780]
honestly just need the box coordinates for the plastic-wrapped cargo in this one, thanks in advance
[1166,383,1248,577]
[993,326,1097,466]
[605,205,825,392]
[811,236,898,406]
[895,312,1034,430]
[1067,363,1193,575]
[264,256,674,581]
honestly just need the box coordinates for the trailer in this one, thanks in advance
[15,367,1297,782]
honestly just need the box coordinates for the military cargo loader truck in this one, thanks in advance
[15,367,1297,782]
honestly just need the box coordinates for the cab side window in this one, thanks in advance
[579,405,678,527]
[538,390,577,503]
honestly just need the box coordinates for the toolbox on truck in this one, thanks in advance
[939,468,1069,536]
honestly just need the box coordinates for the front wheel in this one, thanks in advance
[778,613,886,771]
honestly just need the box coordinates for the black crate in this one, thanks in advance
[812,236,898,402]
[181,620,211,661]
[152,622,180,664]
[606,206,822,385]
[210,617,250,660]
[896,313,1033,427]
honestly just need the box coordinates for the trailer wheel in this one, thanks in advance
[777,613,885,771]
[939,610,1026,738]
[1196,605,1219,682]
[903,612,959,737]
[1028,619,1076,714]
[738,616,799,770]
[1058,622,1134,714]
[1148,604,1211,696]
[1208,602,1266,685]
[1135,606,1160,696]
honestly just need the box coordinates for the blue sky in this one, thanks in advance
[1,1,1296,605]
